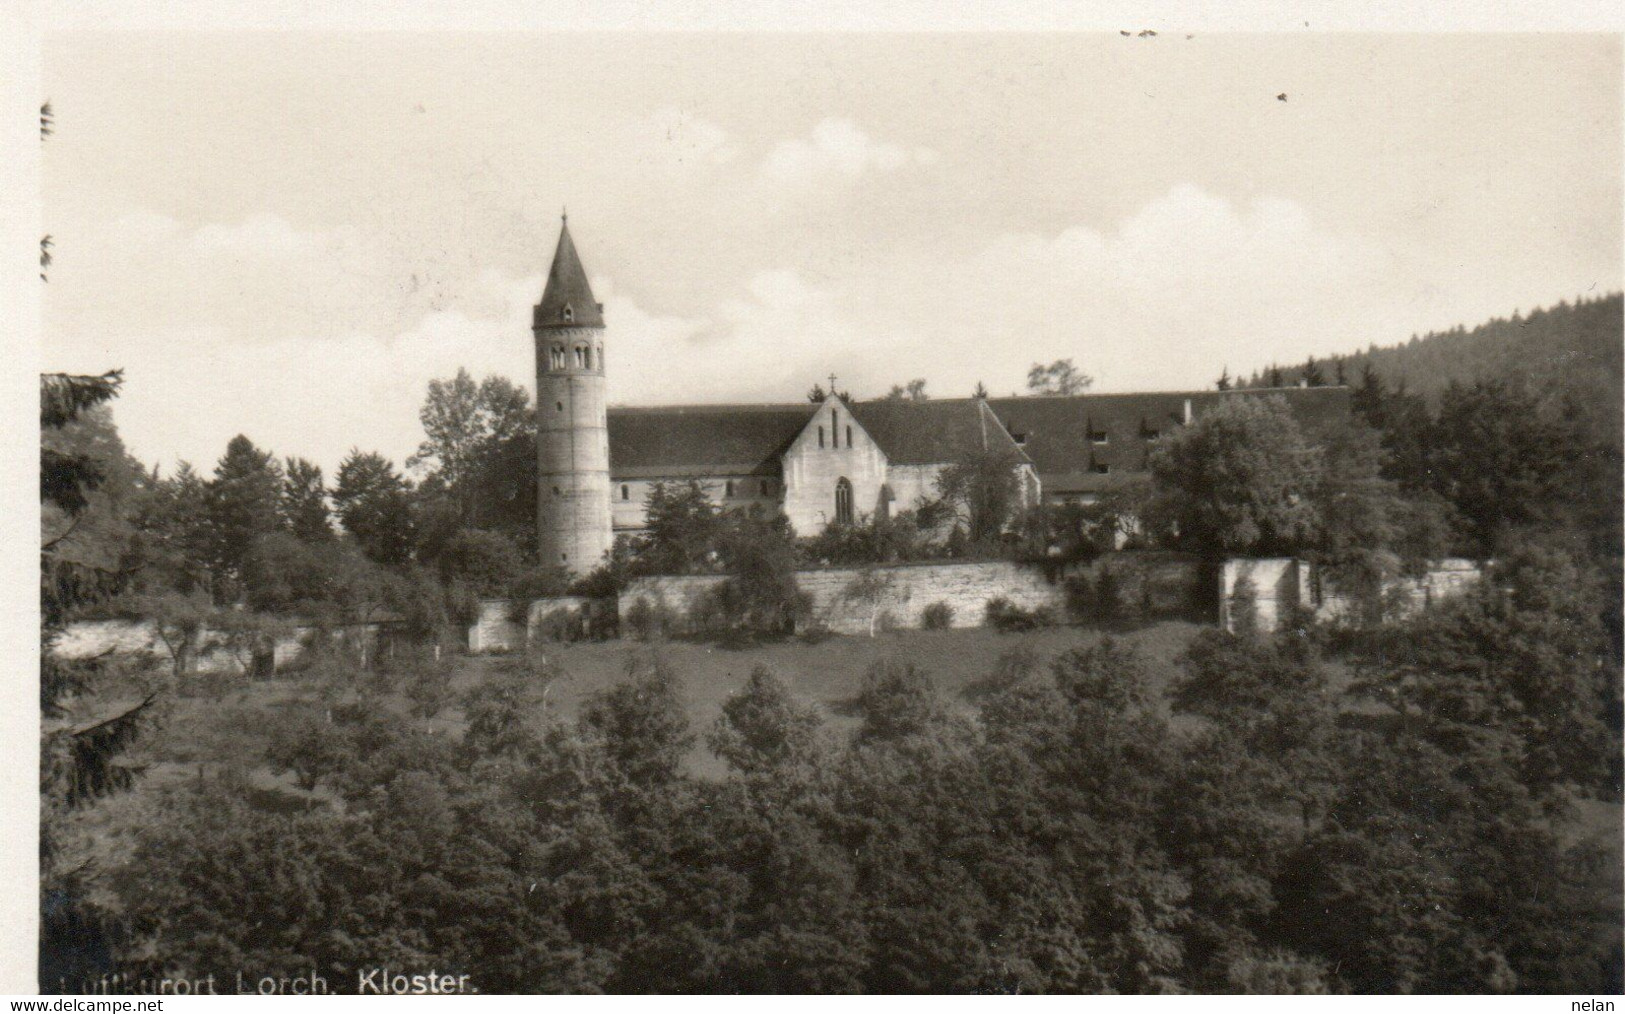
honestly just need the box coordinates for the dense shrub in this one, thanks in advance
[623,596,674,641]
[921,601,955,630]
[985,596,1054,633]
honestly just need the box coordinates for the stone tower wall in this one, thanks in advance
[535,324,613,574]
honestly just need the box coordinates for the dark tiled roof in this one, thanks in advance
[534,220,604,329]
[606,398,1032,478]
[608,404,812,478]
[986,386,1353,486]
[849,399,1030,465]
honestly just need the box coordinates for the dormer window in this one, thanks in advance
[562,304,574,323]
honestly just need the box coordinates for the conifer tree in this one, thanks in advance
[281,456,332,542]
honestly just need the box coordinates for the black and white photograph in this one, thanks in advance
[12,5,1625,997]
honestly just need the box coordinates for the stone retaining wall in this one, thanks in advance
[467,596,594,653]
[618,553,1206,637]
[53,617,399,675]
[1222,557,1486,632]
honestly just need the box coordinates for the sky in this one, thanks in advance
[39,32,1623,478]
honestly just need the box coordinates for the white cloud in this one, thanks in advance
[877,184,1385,394]
[761,119,938,185]
[58,185,1397,480]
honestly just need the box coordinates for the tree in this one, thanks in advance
[409,368,532,526]
[1355,542,1614,799]
[934,448,1024,544]
[130,462,214,596]
[265,706,356,791]
[1301,357,1326,387]
[711,510,807,634]
[581,655,695,788]
[207,435,284,586]
[281,457,332,542]
[885,379,929,402]
[124,590,212,677]
[332,450,414,566]
[1146,394,1324,557]
[1423,379,1595,556]
[707,666,823,775]
[424,527,525,597]
[854,660,946,742]
[241,531,341,614]
[1215,366,1232,391]
[972,381,989,400]
[1025,359,1092,396]
[841,567,900,637]
[39,371,160,990]
[637,480,722,574]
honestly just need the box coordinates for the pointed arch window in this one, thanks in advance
[834,477,854,525]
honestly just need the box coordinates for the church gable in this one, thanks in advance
[781,396,890,531]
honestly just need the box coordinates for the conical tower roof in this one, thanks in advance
[535,216,604,329]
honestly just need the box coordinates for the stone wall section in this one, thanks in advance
[617,553,1206,637]
[53,618,396,675]
[467,596,593,653]
[1222,557,1486,632]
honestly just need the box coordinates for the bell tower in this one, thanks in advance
[534,214,612,575]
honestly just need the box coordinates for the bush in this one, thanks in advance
[508,565,573,602]
[963,645,1040,699]
[624,597,674,641]
[985,596,1054,633]
[569,563,627,599]
[921,601,955,630]
[531,607,584,644]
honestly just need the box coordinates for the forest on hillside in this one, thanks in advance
[1240,293,1623,447]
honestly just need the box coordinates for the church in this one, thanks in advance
[532,219,1352,575]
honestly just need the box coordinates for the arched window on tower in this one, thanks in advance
[834,477,854,525]
[550,345,565,371]
[575,346,587,369]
